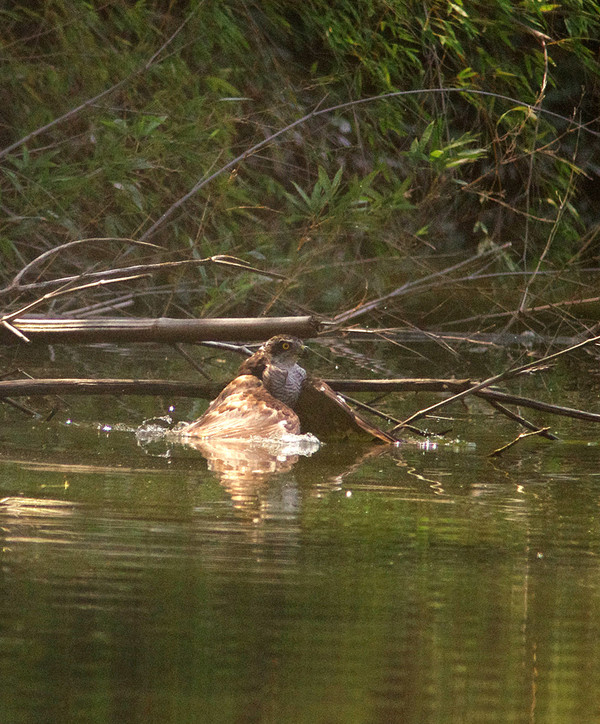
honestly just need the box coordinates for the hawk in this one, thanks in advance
[180,335,396,443]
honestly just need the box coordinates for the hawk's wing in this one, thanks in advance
[295,375,397,444]
[180,375,300,439]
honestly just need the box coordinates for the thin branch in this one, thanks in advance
[331,243,511,325]
[1,274,148,329]
[6,237,162,291]
[0,254,287,298]
[2,320,30,343]
[0,10,197,159]
[489,428,551,457]
[436,294,600,328]
[393,331,600,431]
[139,88,600,241]
[485,398,558,440]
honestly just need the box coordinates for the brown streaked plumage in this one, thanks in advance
[180,334,397,443]
[180,375,300,439]
[180,336,305,440]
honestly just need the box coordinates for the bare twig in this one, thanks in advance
[1,274,148,337]
[489,427,551,457]
[486,398,558,440]
[2,320,30,343]
[0,254,287,298]
[437,294,600,328]
[392,331,600,431]
[519,32,550,267]
[331,243,511,325]
[6,237,162,291]
[518,133,578,313]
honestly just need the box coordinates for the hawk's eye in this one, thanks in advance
[281,341,290,351]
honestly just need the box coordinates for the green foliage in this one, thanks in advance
[0,0,599,318]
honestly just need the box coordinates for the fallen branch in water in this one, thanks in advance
[489,427,552,457]
[485,399,558,441]
[392,331,600,432]
[0,376,598,427]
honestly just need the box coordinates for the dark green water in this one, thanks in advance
[1,347,600,723]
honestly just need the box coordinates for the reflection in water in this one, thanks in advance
[4,408,600,722]
[181,434,320,484]
[182,436,316,517]
[137,417,324,512]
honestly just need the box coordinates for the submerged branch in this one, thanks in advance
[0,376,598,426]
[489,427,552,457]
[484,399,558,440]
[392,332,600,431]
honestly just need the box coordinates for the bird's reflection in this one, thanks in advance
[177,432,396,515]
[182,436,315,484]
[185,438,298,515]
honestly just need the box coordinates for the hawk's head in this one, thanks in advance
[259,335,304,367]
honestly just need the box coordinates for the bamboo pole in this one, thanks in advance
[0,316,321,344]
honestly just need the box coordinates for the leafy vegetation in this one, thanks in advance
[1,0,599,328]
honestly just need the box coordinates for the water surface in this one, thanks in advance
[1,346,600,723]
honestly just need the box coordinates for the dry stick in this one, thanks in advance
[489,428,551,457]
[436,294,600,328]
[0,274,148,341]
[519,32,549,270]
[3,237,162,293]
[392,331,600,432]
[2,320,30,343]
[333,269,567,332]
[518,140,577,315]
[67,294,136,317]
[330,244,511,326]
[0,254,287,298]
[139,88,600,243]
[0,10,196,160]
[485,398,558,440]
